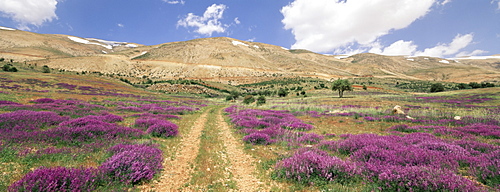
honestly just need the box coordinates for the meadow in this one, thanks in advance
[1,65,500,191]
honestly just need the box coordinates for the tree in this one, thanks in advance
[243,95,255,105]
[42,65,51,73]
[456,83,471,90]
[278,88,288,97]
[469,82,481,89]
[430,83,445,93]
[2,64,10,71]
[226,91,240,101]
[256,96,266,106]
[331,79,353,98]
[362,85,367,90]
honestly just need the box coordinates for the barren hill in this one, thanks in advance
[1,28,499,84]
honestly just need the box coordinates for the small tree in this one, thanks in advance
[243,95,255,105]
[2,64,10,71]
[42,65,51,73]
[278,88,288,97]
[331,79,353,98]
[256,96,266,106]
[362,85,367,90]
[430,83,445,93]
[228,91,240,101]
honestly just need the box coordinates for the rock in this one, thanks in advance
[454,116,461,120]
[392,105,405,115]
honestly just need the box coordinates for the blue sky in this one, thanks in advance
[0,0,499,58]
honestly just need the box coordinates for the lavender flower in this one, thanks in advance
[100,144,163,184]
[9,166,101,192]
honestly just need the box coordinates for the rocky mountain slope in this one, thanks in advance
[1,27,499,84]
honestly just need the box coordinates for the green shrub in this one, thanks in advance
[243,95,255,105]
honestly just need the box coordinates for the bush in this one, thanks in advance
[100,144,163,184]
[243,132,273,145]
[2,64,17,72]
[42,65,51,73]
[9,166,101,192]
[256,95,266,106]
[0,110,69,131]
[430,83,445,92]
[274,149,361,184]
[376,166,480,191]
[243,95,255,105]
[146,121,178,138]
[278,88,288,97]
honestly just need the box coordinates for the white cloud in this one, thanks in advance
[234,17,240,25]
[414,33,476,57]
[456,50,488,57]
[281,0,438,53]
[117,23,124,28]
[0,0,58,30]
[177,4,228,36]
[164,0,185,5]
[365,33,483,57]
[441,0,452,5]
[370,40,418,56]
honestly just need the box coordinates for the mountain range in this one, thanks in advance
[1,27,499,84]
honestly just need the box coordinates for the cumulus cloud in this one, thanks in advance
[0,0,58,30]
[441,0,452,5]
[281,0,439,53]
[117,23,124,28]
[365,33,483,57]
[370,40,418,56]
[177,4,228,36]
[414,33,476,57]
[164,0,185,5]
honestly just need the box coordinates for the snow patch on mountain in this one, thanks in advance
[232,40,249,47]
[0,26,16,31]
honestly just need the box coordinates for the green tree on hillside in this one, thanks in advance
[331,79,353,98]
[256,96,266,106]
[243,95,255,105]
[430,83,445,93]
[42,65,51,73]
[278,88,288,97]
[226,91,240,101]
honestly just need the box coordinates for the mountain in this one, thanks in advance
[1,27,499,84]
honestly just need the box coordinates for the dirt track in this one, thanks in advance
[141,106,266,192]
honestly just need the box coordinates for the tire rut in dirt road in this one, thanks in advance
[145,110,209,191]
[217,109,268,192]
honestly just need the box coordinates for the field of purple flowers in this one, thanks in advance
[2,70,500,191]
[0,74,207,191]
[225,89,500,191]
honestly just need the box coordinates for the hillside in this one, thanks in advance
[1,27,499,84]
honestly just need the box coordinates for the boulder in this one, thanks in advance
[392,105,405,115]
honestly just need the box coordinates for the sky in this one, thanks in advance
[0,0,499,58]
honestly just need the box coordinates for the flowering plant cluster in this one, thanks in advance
[225,106,319,146]
[274,148,361,185]
[10,143,164,190]
[100,143,163,184]
[0,110,69,131]
[134,117,179,138]
[8,166,101,192]
[227,106,313,130]
[389,123,500,140]
[317,133,494,190]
